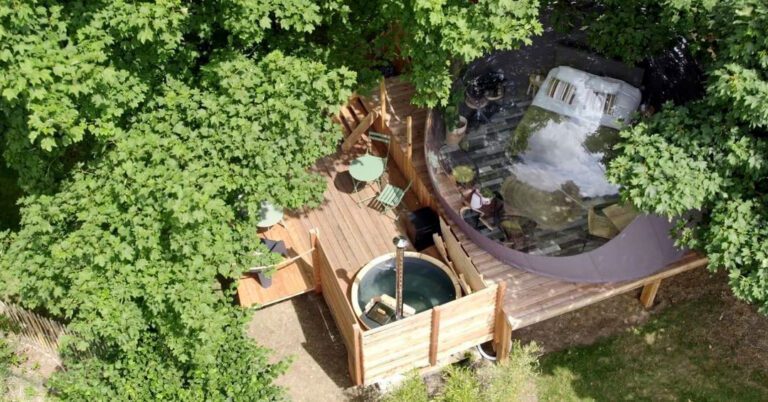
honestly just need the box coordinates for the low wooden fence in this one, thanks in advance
[311,239,365,384]
[312,237,511,385]
[360,284,506,382]
[0,300,70,363]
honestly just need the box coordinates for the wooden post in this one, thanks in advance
[406,115,413,160]
[350,324,364,385]
[379,79,387,127]
[309,229,321,293]
[493,282,511,362]
[429,306,442,366]
[640,279,662,309]
[495,309,512,363]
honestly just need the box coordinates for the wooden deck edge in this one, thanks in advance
[507,253,709,330]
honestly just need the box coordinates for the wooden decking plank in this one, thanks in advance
[503,281,589,315]
[309,190,362,274]
[322,164,389,267]
[319,161,380,262]
[302,194,353,272]
[334,157,399,253]
[316,156,378,262]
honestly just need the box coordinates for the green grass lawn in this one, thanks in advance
[536,295,768,401]
[0,163,22,231]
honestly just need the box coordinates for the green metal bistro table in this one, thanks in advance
[256,201,284,229]
[349,154,385,204]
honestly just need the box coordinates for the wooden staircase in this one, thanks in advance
[336,95,378,152]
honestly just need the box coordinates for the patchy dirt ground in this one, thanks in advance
[247,292,362,402]
[512,267,768,360]
[3,336,59,401]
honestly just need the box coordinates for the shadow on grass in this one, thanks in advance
[535,294,768,401]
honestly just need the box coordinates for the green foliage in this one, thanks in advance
[0,1,357,398]
[547,0,717,64]
[1,52,352,397]
[0,160,21,231]
[382,372,429,402]
[0,336,19,393]
[0,2,150,191]
[393,0,543,107]
[49,320,287,401]
[573,0,768,312]
[439,365,481,402]
[538,294,768,401]
[382,343,541,402]
[479,343,541,402]
[276,0,543,108]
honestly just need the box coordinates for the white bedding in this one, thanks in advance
[532,66,641,130]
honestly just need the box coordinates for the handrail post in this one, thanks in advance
[406,115,413,160]
[493,282,511,362]
[379,79,388,127]
[429,306,442,366]
[350,324,364,385]
[309,229,321,293]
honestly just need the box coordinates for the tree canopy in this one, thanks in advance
[0,0,542,399]
[548,0,768,312]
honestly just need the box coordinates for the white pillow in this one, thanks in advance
[586,77,620,94]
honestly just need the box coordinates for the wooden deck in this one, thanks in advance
[237,107,424,307]
[237,222,316,307]
[291,149,421,296]
[371,77,709,331]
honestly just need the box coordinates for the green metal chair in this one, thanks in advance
[371,180,412,219]
[367,131,390,185]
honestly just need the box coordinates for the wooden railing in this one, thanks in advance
[311,235,364,384]
[375,79,438,211]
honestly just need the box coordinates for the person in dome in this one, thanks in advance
[469,185,504,226]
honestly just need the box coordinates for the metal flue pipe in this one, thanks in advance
[393,236,409,319]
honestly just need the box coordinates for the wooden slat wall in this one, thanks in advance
[361,311,433,380]
[0,300,102,360]
[439,217,487,292]
[387,123,437,211]
[314,242,359,353]
[360,285,500,383]
[435,286,497,361]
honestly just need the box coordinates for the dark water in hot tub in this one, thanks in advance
[356,257,457,315]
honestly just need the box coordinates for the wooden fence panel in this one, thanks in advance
[361,311,432,380]
[1,301,70,360]
[314,242,358,352]
[436,286,497,360]
[439,217,487,292]
[359,284,501,383]
[313,241,366,384]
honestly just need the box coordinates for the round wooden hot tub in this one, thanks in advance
[350,252,461,329]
